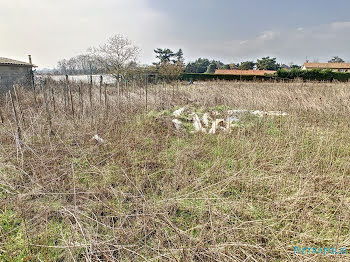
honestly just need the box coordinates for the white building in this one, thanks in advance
[302,62,350,72]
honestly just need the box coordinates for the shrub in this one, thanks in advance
[277,69,350,82]
[182,73,273,81]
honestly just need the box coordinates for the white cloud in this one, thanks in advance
[0,0,168,67]
[258,31,278,41]
[2,1,350,68]
[182,21,350,64]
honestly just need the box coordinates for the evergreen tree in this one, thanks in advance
[175,49,184,65]
[185,58,211,73]
[205,63,217,74]
[328,56,345,63]
[154,48,175,64]
[239,61,255,70]
[256,57,280,70]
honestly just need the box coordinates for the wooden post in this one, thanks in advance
[69,83,74,117]
[154,76,157,105]
[145,76,148,111]
[9,90,21,141]
[64,75,68,109]
[89,76,93,110]
[0,108,4,124]
[13,85,25,127]
[42,80,53,135]
[99,75,103,104]
[30,68,36,104]
[104,83,108,116]
[89,76,93,125]
[51,86,56,113]
[79,81,83,115]
[116,79,120,109]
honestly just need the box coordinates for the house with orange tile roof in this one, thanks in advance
[302,62,350,72]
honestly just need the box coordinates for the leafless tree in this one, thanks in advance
[57,59,68,74]
[56,54,101,75]
[89,34,140,81]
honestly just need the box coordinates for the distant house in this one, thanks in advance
[302,62,350,72]
[214,69,277,76]
[0,56,36,91]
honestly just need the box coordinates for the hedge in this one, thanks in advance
[181,73,274,81]
[276,69,350,82]
[181,70,350,82]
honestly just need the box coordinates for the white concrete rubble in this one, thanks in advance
[193,113,206,133]
[170,107,288,134]
[173,107,185,117]
[209,119,227,134]
[202,113,210,128]
[172,119,183,130]
[92,134,104,144]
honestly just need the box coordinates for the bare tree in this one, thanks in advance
[76,54,95,74]
[89,34,140,81]
[66,57,78,74]
[57,54,101,75]
[57,59,68,75]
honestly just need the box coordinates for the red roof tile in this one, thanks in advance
[303,63,350,69]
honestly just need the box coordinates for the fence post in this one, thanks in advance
[145,75,148,111]
[42,80,53,135]
[51,86,56,113]
[99,75,103,104]
[13,85,25,127]
[89,76,93,110]
[79,81,83,116]
[9,90,21,141]
[69,82,74,117]
[30,68,36,104]
[64,75,69,109]
[104,83,108,117]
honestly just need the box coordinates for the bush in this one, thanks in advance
[183,70,350,82]
[276,69,350,82]
[182,73,273,81]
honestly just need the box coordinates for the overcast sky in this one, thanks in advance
[1,0,350,68]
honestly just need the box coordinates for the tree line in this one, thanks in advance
[185,57,302,73]
[52,34,348,79]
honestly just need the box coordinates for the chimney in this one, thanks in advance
[28,55,32,65]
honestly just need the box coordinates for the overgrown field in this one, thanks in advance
[1,80,350,261]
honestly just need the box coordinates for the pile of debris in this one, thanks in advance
[172,107,288,134]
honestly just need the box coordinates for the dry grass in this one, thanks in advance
[1,80,350,261]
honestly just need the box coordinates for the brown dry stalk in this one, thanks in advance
[0,79,350,261]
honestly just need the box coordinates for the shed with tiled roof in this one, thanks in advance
[0,56,36,91]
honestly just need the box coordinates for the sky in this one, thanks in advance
[1,0,350,68]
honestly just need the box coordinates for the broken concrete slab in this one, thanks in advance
[173,107,185,117]
[172,119,183,130]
